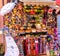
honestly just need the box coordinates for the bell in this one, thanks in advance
[26,10,30,13]
[36,24,41,29]
[34,9,37,12]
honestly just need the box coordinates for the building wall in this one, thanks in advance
[0,0,7,44]
[0,0,12,8]
[0,0,3,8]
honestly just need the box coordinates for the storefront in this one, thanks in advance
[0,0,60,56]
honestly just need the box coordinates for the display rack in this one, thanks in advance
[3,2,58,56]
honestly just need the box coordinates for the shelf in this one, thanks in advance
[18,32,47,36]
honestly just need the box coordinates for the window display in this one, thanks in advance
[0,1,59,56]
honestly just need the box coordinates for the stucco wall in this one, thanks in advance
[0,15,3,44]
